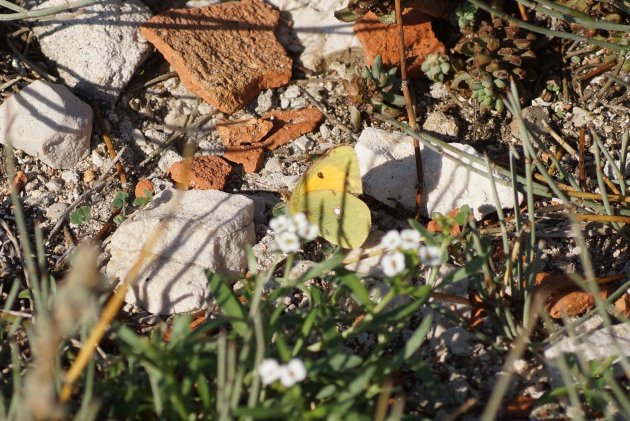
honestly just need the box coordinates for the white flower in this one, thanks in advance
[279,358,307,387]
[275,231,300,253]
[293,212,319,241]
[381,251,406,277]
[258,359,282,385]
[269,215,295,235]
[380,230,402,251]
[400,229,421,250]
[418,245,441,266]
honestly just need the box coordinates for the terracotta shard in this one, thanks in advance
[261,108,325,150]
[217,118,274,148]
[168,155,232,190]
[223,147,265,173]
[140,0,292,114]
[135,177,154,199]
[535,272,611,319]
[354,9,445,78]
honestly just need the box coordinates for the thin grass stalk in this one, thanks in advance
[467,215,494,292]
[376,114,551,195]
[246,270,269,410]
[592,140,624,232]
[217,330,227,420]
[34,224,49,316]
[4,145,38,302]
[480,293,544,421]
[619,131,629,196]
[529,129,581,191]
[569,218,630,378]
[509,147,525,295]
[605,371,630,416]
[7,343,22,419]
[553,352,586,420]
[545,279,630,344]
[517,0,630,32]
[484,156,510,261]
[0,0,97,21]
[591,129,626,195]
[467,0,629,52]
[0,0,26,12]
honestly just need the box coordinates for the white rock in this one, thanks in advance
[106,189,255,314]
[429,82,449,99]
[441,327,473,357]
[32,0,152,104]
[422,111,459,138]
[570,106,593,128]
[157,147,183,173]
[0,80,92,169]
[268,0,361,72]
[46,202,67,220]
[544,323,630,386]
[355,128,520,219]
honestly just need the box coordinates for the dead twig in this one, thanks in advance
[394,0,423,218]
[92,102,128,186]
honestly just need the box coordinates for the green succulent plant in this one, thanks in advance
[348,55,405,118]
[421,53,451,82]
[450,18,538,112]
[453,3,478,29]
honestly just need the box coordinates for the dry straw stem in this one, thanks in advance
[394,0,424,216]
[59,190,185,402]
[0,0,96,21]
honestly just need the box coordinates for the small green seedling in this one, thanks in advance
[70,205,92,225]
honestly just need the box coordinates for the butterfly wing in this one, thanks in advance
[295,145,363,197]
[290,189,371,249]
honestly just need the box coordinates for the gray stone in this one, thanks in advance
[268,0,361,73]
[106,189,255,314]
[46,202,68,220]
[0,80,92,169]
[355,128,520,219]
[441,326,473,357]
[570,106,593,128]
[509,105,550,141]
[422,111,459,138]
[544,323,630,387]
[32,0,152,104]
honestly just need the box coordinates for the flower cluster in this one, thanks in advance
[258,358,307,388]
[379,229,441,277]
[269,213,319,253]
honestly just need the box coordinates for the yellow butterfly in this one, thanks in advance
[288,146,371,249]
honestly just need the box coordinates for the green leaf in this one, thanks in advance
[455,205,470,225]
[334,7,364,22]
[18,289,31,299]
[113,214,126,225]
[298,253,344,283]
[112,191,129,209]
[371,55,383,79]
[337,271,373,310]
[70,205,92,225]
[133,192,152,207]
[208,273,248,337]
[440,256,486,285]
